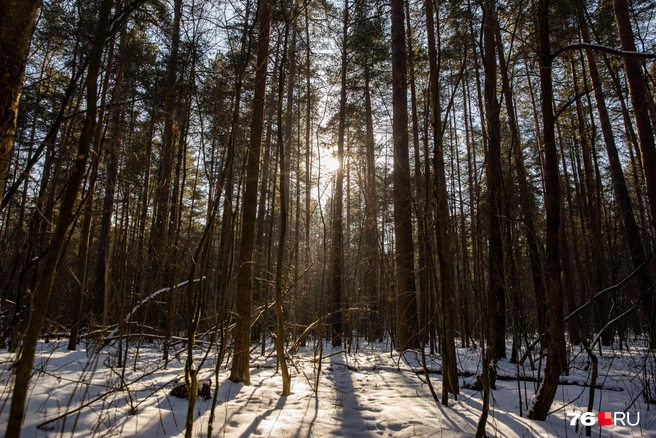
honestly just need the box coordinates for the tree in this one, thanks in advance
[5,0,113,435]
[482,0,506,361]
[611,0,656,346]
[363,59,380,342]
[330,0,349,348]
[390,0,418,352]
[495,23,546,352]
[0,0,41,197]
[94,15,130,328]
[148,0,183,364]
[425,0,458,402]
[529,0,565,420]
[612,0,656,232]
[230,0,275,385]
[274,10,293,394]
[575,0,655,348]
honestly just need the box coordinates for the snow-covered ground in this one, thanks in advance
[1,338,655,437]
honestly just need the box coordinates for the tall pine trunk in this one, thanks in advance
[230,0,275,385]
[611,0,656,346]
[5,1,112,435]
[482,0,506,361]
[391,0,418,352]
[274,19,292,394]
[577,0,655,347]
[330,0,348,348]
[0,0,41,196]
[495,27,546,341]
[425,0,458,401]
[363,69,380,341]
[529,0,565,420]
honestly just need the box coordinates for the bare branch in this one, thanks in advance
[552,42,656,61]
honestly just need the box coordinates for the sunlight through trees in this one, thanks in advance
[1,0,656,435]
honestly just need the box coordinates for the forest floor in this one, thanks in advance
[0,338,655,437]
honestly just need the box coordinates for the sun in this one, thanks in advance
[326,156,340,172]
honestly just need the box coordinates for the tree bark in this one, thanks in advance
[529,0,565,420]
[391,0,418,352]
[149,0,182,288]
[611,0,656,345]
[363,68,380,341]
[275,20,292,394]
[426,0,458,401]
[570,56,606,344]
[230,0,275,385]
[496,27,546,340]
[304,8,313,336]
[0,0,41,197]
[94,23,128,327]
[577,0,656,348]
[5,0,112,435]
[405,0,427,341]
[330,0,348,348]
[482,0,506,361]
[612,0,656,232]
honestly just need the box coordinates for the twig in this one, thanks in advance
[552,42,656,61]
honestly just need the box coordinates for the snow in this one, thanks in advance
[1,339,655,437]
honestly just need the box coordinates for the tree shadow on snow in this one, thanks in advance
[238,390,287,437]
[457,393,541,437]
[301,393,321,438]
[324,351,375,437]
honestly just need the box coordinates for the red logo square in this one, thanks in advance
[598,412,612,426]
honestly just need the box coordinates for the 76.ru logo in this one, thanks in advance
[566,411,640,427]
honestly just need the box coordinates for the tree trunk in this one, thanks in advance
[330,0,348,348]
[612,0,656,231]
[482,0,506,361]
[0,0,41,197]
[5,1,112,435]
[496,27,546,339]
[304,8,313,339]
[94,25,128,327]
[150,0,182,287]
[611,0,656,346]
[275,20,292,394]
[405,0,427,342]
[68,147,100,350]
[230,0,275,385]
[426,0,458,400]
[577,0,655,348]
[570,54,606,343]
[363,69,380,341]
[529,0,565,420]
[391,0,418,352]
[477,1,503,434]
